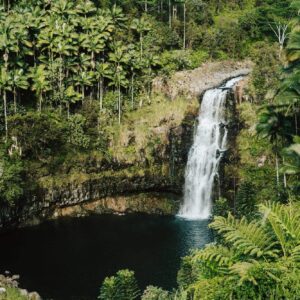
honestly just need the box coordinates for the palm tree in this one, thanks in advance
[76,0,96,18]
[80,24,106,70]
[281,137,300,190]
[109,5,126,28]
[51,0,77,21]
[0,15,19,61]
[131,17,151,59]
[128,49,142,109]
[144,53,160,102]
[109,66,128,124]
[257,106,292,187]
[10,68,28,113]
[95,62,112,111]
[63,85,81,118]
[109,41,130,123]
[0,65,12,140]
[74,71,94,101]
[30,65,49,112]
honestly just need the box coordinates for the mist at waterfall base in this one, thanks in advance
[0,214,212,300]
[179,77,243,220]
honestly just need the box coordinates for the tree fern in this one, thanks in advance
[210,214,278,259]
[259,201,300,256]
[192,244,234,276]
[291,244,300,262]
[230,261,260,285]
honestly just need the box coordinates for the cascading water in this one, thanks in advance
[178,77,243,220]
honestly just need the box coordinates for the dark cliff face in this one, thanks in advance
[217,90,241,203]
[0,108,197,229]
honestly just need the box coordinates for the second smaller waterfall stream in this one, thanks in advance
[178,77,243,220]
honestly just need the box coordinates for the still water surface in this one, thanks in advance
[0,214,212,300]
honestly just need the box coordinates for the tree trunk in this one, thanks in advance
[283,157,287,188]
[67,102,70,119]
[148,68,152,103]
[98,79,101,109]
[183,3,186,50]
[140,32,143,59]
[3,90,8,141]
[168,0,172,28]
[145,0,148,12]
[131,73,134,109]
[82,85,85,102]
[118,81,121,125]
[100,78,104,110]
[13,87,17,114]
[39,93,42,113]
[275,152,280,187]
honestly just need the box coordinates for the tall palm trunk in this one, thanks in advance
[183,3,186,50]
[59,55,64,113]
[100,78,104,110]
[39,93,43,113]
[3,90,8,141]
[283,157,287,188]
[118,79,121,125]
[140,32,143,59]
[97,78,104,110]
[67,102,70,119]
[275,152,280,187]
[82,85,85,102]
[117,65,122,124]
[168,0,172,28]
[13,87,17,113]
[131,73,135,109]
[147,67,152,103]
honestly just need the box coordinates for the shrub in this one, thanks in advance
[212,197,231,217]
[141,286,170,300]
[67,114,90,149]
[8,112,67,159]
[0,153,24,206]
[98,269,140,300]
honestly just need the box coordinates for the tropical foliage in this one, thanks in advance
[97,1,300,299]
[173,201,300,299]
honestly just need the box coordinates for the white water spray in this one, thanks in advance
[178,77,243,220]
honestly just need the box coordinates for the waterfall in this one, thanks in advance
[178,77,243,220]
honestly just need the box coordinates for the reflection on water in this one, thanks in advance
[0,214,212,300]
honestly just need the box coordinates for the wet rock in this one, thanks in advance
[257,155,267,167]
[20,289,29,297]
[29,291,42,300]
[153,61,252,100]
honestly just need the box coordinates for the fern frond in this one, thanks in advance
[291,244,300,262]
[230,260,283,287]
[230,261,259,285]
[193,244,234,272]
[259,201,300,256]
[210,214,278,259]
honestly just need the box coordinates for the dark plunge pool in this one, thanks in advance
[0,214,212,300]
